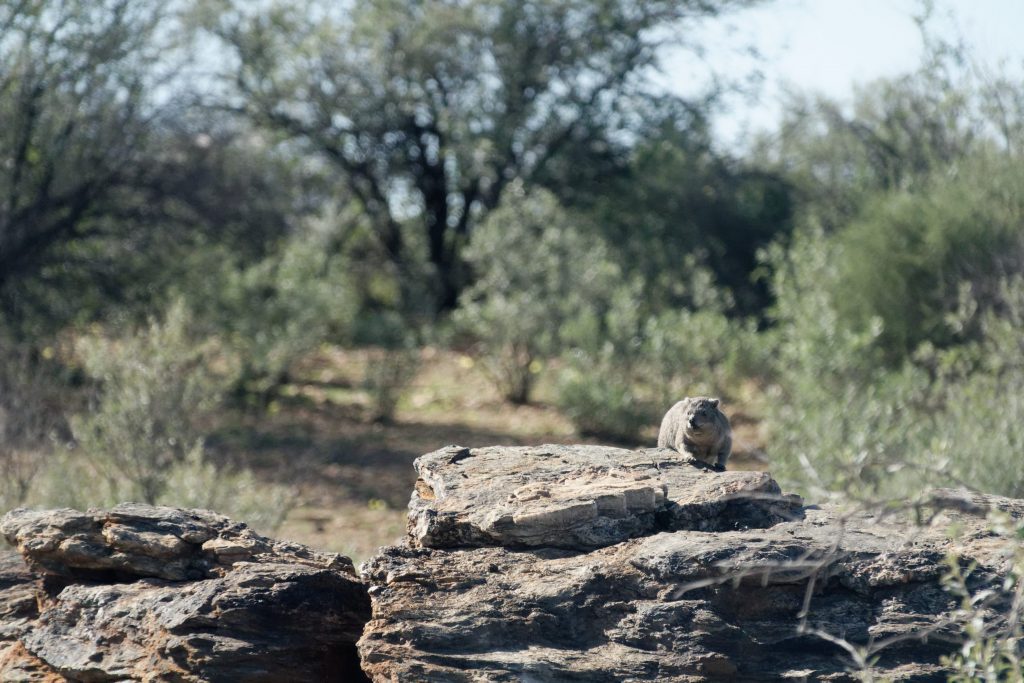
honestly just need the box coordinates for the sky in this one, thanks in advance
[659,0,1024,148]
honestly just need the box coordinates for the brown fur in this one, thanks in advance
[657,397,732,470]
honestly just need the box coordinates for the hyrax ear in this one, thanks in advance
[710,399,719,407]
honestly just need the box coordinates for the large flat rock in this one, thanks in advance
[1,502,356,581]
[408,445,801,550]
[360,505,995,682]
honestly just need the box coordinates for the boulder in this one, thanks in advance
[359,446,1014,681]
[1,448,1017,681]
[0,504,370,682]
[408,444,802,550]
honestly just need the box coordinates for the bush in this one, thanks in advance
[65,300,295,530]
[158,446,297,533]
[557,351,652,444]
[70,300,234,504]
[455,182,620,404]
[923,276,1024,498]
[642,307,766,407]
[188,236,356,401]
[762,225,1024,501]
[30,442,296,533]
[942,512,1024,681]
[363,347,420,423]
[758,228,937,499]
[353,310,422,423]
[829,153,1024,361]
[553,257,767,441]
[0,342,64,510]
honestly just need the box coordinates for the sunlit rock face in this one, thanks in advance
[407,444,802,550]
[359,444,1010,682]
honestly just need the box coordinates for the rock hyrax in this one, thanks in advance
[657,397,732,471]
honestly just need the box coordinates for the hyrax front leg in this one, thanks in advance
[714,435,732,472]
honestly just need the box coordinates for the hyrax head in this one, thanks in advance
[684,397,721,432]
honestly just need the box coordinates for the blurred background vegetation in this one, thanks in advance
[2,0,1024,565]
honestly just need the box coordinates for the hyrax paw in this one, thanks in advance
[713,463,726,472]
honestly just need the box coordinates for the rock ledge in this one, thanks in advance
[0,503,369,682]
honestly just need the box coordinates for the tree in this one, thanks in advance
[579,102,793,315]
[757,6,1008,235]
[0,1,327,335]
[0,0,165,297]
[212,0,757,312]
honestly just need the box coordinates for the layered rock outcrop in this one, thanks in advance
[407,445,802,549]
[0,504,369,682]
[0,445,1017,681]
[357,444,1015,682]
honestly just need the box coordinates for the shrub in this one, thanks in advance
[942,512,1024,681]
[554,260,766,441]
[762,226,1024,501]
[642,308,766,407]
[557,351,652,444]
[159,445,297,533]
[0,342,64,510]
[30,442,296,533]
[829,153,1024,361]
[455,182,620,404]
[70,300,234,504]
[65,300,294,530]
[924,276,1024,498]
[758,228,937,500]
[363,347,420,423]
[189,236,356,401]
[353,310,422,423]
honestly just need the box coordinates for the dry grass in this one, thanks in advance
[214,346,769,565]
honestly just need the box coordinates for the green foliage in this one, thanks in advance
[70,300,235,504]
[557,357,651,443]
[0,0,167,332]
[156,445,297,533]
[642,307,766,405]
[941,513,1024,682]
[755,26,1024,499]
[762,224,1024,501]
[455,184,620,403]
[554,263,762,441]
[362,347,421,423]
[761,18,990,237]
[581,106,793,314]
[188,236,356,399]
[58,300,294,530]
[759,228,933,499]
[920,277,1024,498]
[830,154,1024,359]
[355,309,423,423]
[213,0,758,310]
[0,341,64,511]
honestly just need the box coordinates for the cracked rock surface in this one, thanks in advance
[359,445,1014,682]
[408,444,802,549]
[1,447,1019,682]
[0,504,370,682]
